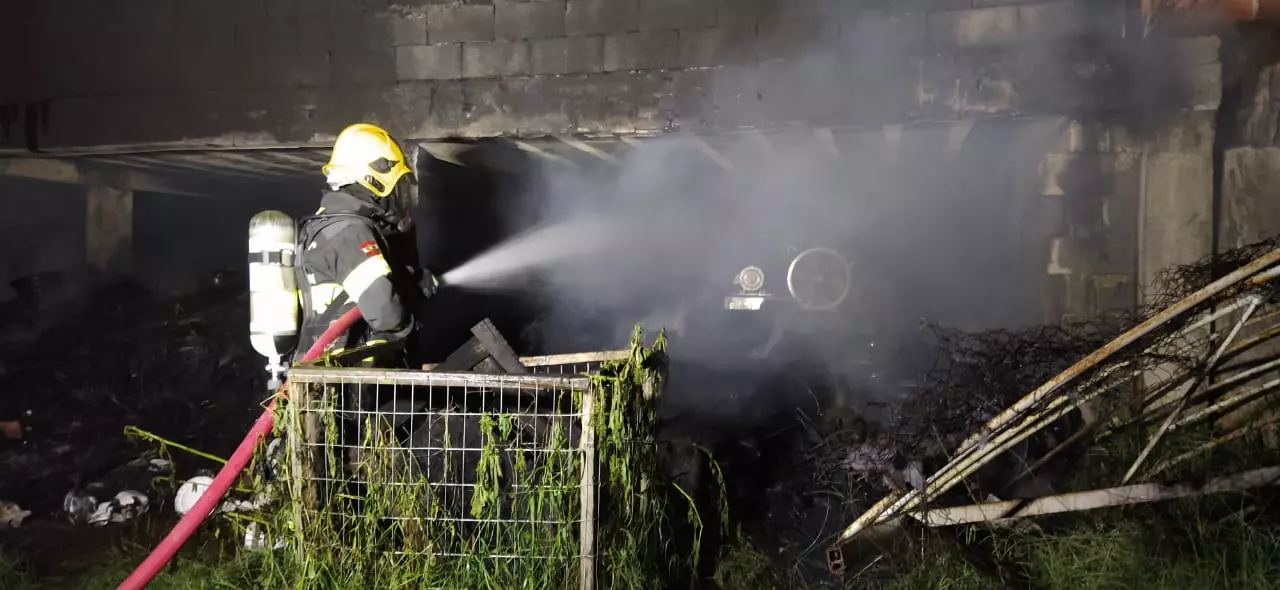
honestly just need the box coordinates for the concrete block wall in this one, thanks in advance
[1,0,1218,151]
[1,0,1232,334]
[1035,104,1218,320]
[1223,29,1280,251]
[1030,34,1219,319]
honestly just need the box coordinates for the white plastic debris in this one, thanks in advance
[262,438,285,480]
[243,522,285,552]
[62,490,99,524]
[174,476,214,516]
[87,490,150,527]
[88,502,114,527]
[112,490,150,521]
[0,501,32,528]
[904,460,925,491]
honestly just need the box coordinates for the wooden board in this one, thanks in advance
[470,318,528,374]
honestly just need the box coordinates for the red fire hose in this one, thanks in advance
[118,308,363,590]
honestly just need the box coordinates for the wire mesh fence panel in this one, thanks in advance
[284,366,599,586]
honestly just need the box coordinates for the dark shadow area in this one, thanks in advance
[413,139,549,362]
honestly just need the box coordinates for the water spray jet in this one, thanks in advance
[439,214,635,290]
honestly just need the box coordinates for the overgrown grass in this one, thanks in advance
[883,507,1280,590]
[11,328,1280,589]
[877,421,1280,590]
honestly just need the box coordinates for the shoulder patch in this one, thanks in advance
[359,240,382,257]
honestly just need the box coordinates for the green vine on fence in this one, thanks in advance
[251,325,698,589]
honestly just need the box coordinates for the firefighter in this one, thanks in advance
[293,123,437,364]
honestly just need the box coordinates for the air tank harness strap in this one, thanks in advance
[248,251,290,265]
[295,212,388,360]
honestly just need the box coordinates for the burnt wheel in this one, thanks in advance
[786,248,852,311]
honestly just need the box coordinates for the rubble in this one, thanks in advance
[0,278,265,519]
[815,237,1280,502]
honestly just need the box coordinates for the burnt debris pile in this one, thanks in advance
[816,237,1280,501]
[0,278,264,514]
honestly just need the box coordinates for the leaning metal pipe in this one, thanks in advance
[1123,295,1266,483]
[833,248,1280,547]
[1174,376,1280,431]
[949,296,1272,510]
[1013,303,1280,488]
[902,366,1143,518]
[1143,356,1280,420]
[894,256,1280,532]
[118,308,363,590]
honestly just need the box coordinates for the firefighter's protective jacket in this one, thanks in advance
[293,188,415,361]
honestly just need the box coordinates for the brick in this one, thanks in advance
[664,68,716,131]
[631,70,680,132]
[1040,153,1139,199]
[496,1,566,39]
[356,14,390,48]
[1141,153,1213,288]
[423,80,466,133]
[530,36,604,74]
[840,10,927,52]
[1191,62,1223,111]
[1097,193,1139,274]
[389,13,429,45]
[916,52,1019,118]
[374,81,429,136]
[928,7,1019,48]
[456,79,527,136]
[546,72,652,132]
[788,0,845,21]
[889,0,972,13]
[1019,0,1124,40]
[639,0,717,30]
[463,40,531,77]
[1148,111,1215,155]
[1163,36,1222,66]
[603,30,680,70]
[428,4,495,43]
[679,24,757,67]
[705,65,767,127]
[1031,194,1067,238]
[1046,236,1087,275]
[295,0,330,51]
[567,0,638,35]
[1223,148,1280,245]
[332,47,397,84]
[717,0,771,29]
[505,77,576,134]
[269,52,332,88]
[1093,275,1136,313]
[396,44,463,80]
[758,19,838,61]
[329,84,387,131]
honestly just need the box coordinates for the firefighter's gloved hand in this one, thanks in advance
[417,271,440,299]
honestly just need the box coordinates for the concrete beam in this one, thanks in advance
[0,158,213,198]
[83,169,133,275]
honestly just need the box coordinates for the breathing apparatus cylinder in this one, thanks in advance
[247,211,299,389]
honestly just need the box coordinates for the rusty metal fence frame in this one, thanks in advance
[284,350,629,589]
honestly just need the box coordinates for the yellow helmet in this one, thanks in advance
[322,123,413,198]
